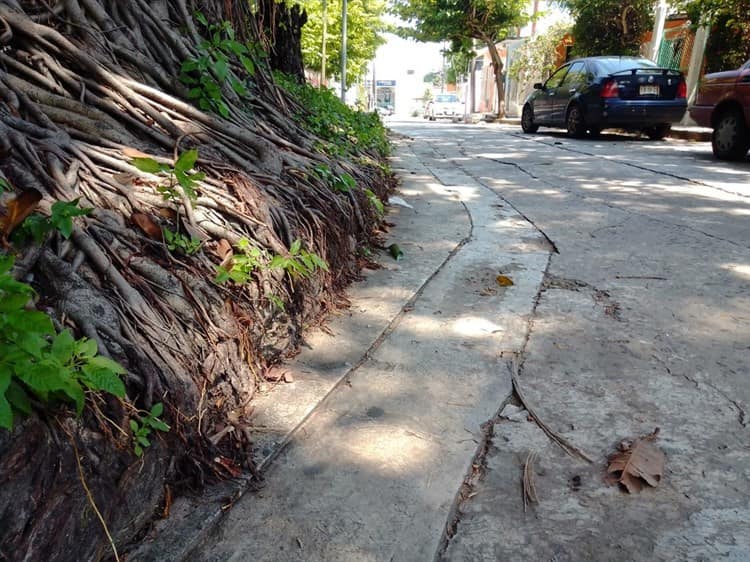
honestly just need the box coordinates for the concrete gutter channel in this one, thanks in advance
[133,138,552,560]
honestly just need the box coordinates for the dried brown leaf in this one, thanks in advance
[496,275,514,287]
[606,428,665,493]
[121,147,151,158]
[131,212,161,240]
[0,189,43,240]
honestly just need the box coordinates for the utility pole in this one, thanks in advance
[321,0,327,88]
[340,0,348,102]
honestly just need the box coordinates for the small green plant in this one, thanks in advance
[0,177,11,192]
[129,402,170,457]
[266,293,286,311]
[180,14,264,117]
[215,238,328,284]
[313,164,357,193]
[268,239,329,278]
[130,149,205,205]
[163,228,201,255]
[215,237,264,284]
[364,188,384,215]
[0,255,126,429]
[19,199,93,244]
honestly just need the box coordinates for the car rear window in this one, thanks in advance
[593,58,658,75]
[435,95,459,103]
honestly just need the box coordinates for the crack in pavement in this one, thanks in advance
[470,137,750,251]
[519,133,750,201]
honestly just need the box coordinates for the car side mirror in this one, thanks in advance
[533,82,544,90]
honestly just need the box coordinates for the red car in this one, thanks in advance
[689,59,750,160]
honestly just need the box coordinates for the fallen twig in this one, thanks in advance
[510,358,594,464]
[522,451,538,512]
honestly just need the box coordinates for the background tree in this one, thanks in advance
[557,0,656,57]
[676,0,750,72]
[392,0,528,117]
[509,22,571,86]
[300,0,389,82]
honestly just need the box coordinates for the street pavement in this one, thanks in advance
[148,120,749,561]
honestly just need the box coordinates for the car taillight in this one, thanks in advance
[600,79,619,98]
[677,80,687,98]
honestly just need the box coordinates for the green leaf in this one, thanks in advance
[80,365,126,397]
[51,330,75,362]
[181,59,199,73]
[74,338,98,359]
[175,148,199,174]
[150,402,164,417]
[213,58,229,82]
[149,419,170,432]
[59,379,85,415]
[134,444,143,457]
[86,355,126,375]
[240,55,255,76]
[131,157,163,174]
[194,11,208,26]
[6,380,32,415]
[289,239,302,255]
[230,78,248,97]
[130,419,139,432]
[0,394,12,430]
[187,87,204,99]
[0,177,11,193]
[18,362,67,393]
[216,100,230,118]
[214,267,230,284]
[137,435,151,447]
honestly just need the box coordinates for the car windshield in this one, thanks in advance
[435,95,459,103]
[593,57,658,75]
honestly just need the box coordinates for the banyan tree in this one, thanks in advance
[0,1,390,559]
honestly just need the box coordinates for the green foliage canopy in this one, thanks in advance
[509,22,571,85]
[675,0,750,72]
[300,0,389,81]
[392,0,527,114]
[557,0,655,57]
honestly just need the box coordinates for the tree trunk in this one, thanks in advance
[257,0,308,81]
[0,1,389,560]
[484,38,506,118]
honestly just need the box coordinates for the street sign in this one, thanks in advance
[376,80,396,87]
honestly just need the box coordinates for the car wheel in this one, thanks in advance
[712,108,750,160]
[566,105,586,138]
[644,124,671,140]
[588,127,602,138]
[521,104,538,133]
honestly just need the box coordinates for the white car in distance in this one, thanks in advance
[428,94,464,121]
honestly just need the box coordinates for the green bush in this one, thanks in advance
[274,72,390,157]
[0,255,126,429]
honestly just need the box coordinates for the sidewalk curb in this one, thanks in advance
[491,116,711,142]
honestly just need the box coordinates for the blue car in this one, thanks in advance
[521,56,688,139]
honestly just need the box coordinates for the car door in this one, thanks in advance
[534,65,570,124]
[551,61,587,125]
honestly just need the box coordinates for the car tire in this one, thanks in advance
[566,105,586,138]
[588,127,602,138]
[521,104,538,134]
[712,108,750,161]
[645,124,671,140]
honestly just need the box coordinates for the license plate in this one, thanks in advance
[640,85,659,96]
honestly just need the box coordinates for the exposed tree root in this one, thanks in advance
[0,1,391,559]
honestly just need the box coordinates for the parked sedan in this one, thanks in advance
[521,56,687,139]
[688,59,750,160]
[428,94,463,121]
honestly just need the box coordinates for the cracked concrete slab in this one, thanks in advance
[184,137,551,562]
[397,121,750,561]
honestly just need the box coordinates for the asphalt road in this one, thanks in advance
[179,119,749,562]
